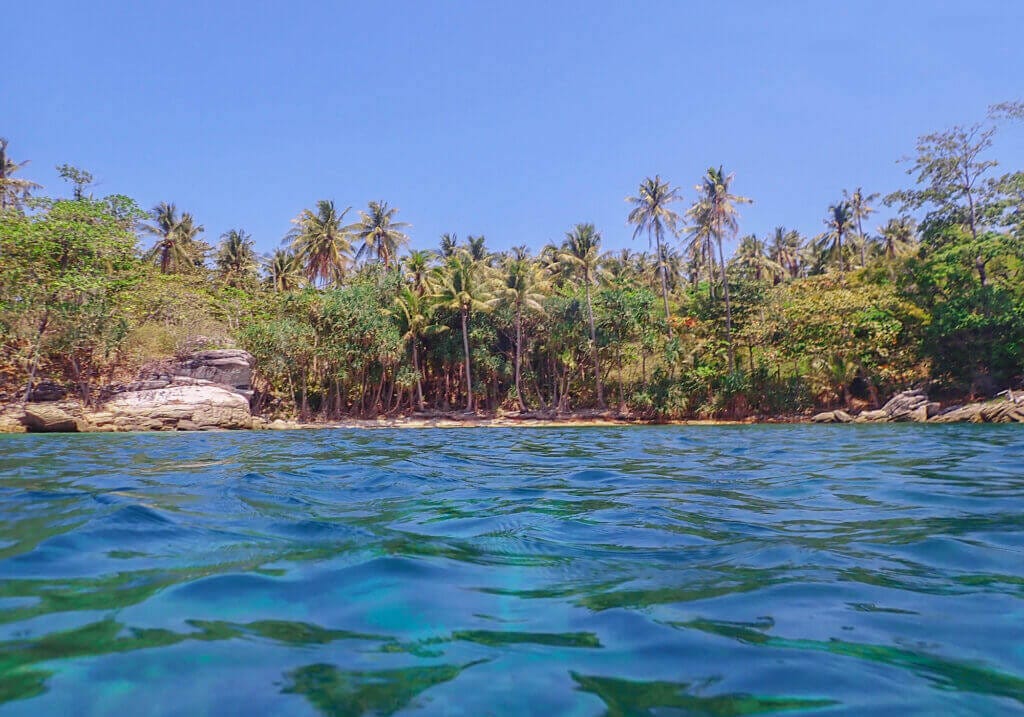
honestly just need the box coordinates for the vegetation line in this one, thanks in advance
[1,103,1021,421]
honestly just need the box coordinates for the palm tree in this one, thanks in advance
[351,200,410,269]
[498,253,546,410]
[768,226,803,281]
[844,187,879,268]
[732,234,783,283]
[822,201,854,272]
[266,249,304,292]
[287,200,352,286]
[404,249,434,295]
[439,233,458,258]
[175,214,206,269]
[684,219,717,297]
[626,176,682,335]
[878,217,918,277]
[142,203,204,273]
[559,223,605,408]
[392,287,445,410]
[0,138,42,211]
[688,167,751,372]
[215,229,258,286]
[433,252,495,411]
[467,235,489,263]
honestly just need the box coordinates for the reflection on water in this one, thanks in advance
[0,425,1022,715]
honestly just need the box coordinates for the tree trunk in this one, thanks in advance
[716,235,736,373]
[654,231,673,337]
[412,340,425,410]
[584,276,605,408]
[512,307,528,409]
[461,307,473,411]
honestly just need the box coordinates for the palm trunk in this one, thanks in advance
[412,340,425,410]
[461,307,473,411]
[514,306,525,411]
[654,231,673,337]
[716,235,735,373]
[584,274,605,408]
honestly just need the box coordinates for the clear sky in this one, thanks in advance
[5,1,1023,257]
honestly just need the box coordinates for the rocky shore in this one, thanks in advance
[0,353,1021,433]
[809,388,1024,424]
[0,349,257,433]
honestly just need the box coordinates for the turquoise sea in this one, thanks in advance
[0,426,1022,715]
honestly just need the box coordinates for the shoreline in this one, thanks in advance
[2,390,1022,434]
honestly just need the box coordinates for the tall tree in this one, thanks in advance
[352,200,410,269]
[559,223,605,408]
[439,233,458,258]
[732,234,783,283]
[878,216,918,263]
[404,249,434,295]
[844,187,879,267]
[0,138,41,211]
[433,252,495,411]
[886,117,1007,284]
[821,201,854,272]
[626,176,682,335]
[215,229,258,286]
[768,226,803,281]
[287,200,352,286]
[498,252,546,410]
[392,286,444,410]
[688,167,751,372]
[141,203,204,273]
[266,249,304,292]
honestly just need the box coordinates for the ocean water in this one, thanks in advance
[0,426,1022,716]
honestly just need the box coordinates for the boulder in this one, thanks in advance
[27,381,67,402]
[929,395,1023,423]
[169,349,254,391]
[95,379,253,431]
[811,410,853,424]
[23,404,82,432]
[878,389,930,422]
[0,409,28,433]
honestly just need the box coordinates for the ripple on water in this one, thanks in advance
[0,425,1022,714]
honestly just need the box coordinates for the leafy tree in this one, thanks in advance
[0,194,141,401]
[886,119,1002,284]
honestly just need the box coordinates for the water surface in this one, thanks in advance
[0,426,1022,715]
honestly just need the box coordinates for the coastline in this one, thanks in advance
[1,389,1021,434]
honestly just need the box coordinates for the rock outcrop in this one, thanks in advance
[811,409,853,423]
[90,378,253,431]
[853,389,941,423]
[167,349,254,394]
[23,404,81,432]
[88,350,256,431]
[931,396,1024,424]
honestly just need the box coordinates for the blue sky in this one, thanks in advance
[5,1,1023,257]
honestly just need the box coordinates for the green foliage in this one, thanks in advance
[2,102,1022,416]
